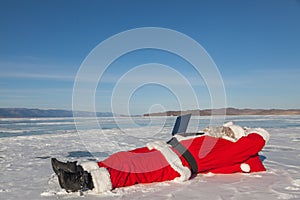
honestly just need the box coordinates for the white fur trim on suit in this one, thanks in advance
[246,128,270,142]
[81,161,99,172]
[81,162,112,193]
[174,133,205,142]
[240,163,250,173]
[147,141,191,182]
[90,168,112,193]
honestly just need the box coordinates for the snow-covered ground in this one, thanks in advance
[0,116,299,199]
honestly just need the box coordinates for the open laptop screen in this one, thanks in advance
[171,114,192,135]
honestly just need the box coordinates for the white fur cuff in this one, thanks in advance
[81,161,112,193]
[81,161,99,172]
[90,168,112,193]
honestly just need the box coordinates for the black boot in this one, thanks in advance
[57,169,94,192]
[51,158,84,175]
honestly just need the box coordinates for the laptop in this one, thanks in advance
[171,114,192,135]
[171,114,205,136]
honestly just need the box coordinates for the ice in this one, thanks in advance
[0,116,300,199]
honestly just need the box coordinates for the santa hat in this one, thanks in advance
[223,122,246,140]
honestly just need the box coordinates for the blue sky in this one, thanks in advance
[1,0,300,114]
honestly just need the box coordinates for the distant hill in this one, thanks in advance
[144,108,300,116]
[2,108,299,118]
[0,108,114,118]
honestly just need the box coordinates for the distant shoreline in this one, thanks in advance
[0,108,114,118]
[1,107,300,118]
[143,108,300,116]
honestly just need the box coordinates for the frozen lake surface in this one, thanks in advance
[0,115,299,199]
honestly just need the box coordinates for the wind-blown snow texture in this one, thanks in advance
[0,116,299,199]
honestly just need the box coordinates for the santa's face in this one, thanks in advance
[221,127,235,139]
[203,126,237,140]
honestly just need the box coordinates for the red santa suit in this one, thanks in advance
[81,126,270,193]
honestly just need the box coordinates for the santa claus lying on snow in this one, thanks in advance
[51,121,269,193]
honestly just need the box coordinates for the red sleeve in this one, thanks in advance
[221,133,266,165]
[206,154,266,174]
[197,133,266,172]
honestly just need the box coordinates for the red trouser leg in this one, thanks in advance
[98,147,180,189]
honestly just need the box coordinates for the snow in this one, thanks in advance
[0,116,299,199]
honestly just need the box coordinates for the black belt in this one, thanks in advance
[167,137,198,174]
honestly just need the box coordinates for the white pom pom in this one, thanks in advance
[240,163,250,173]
